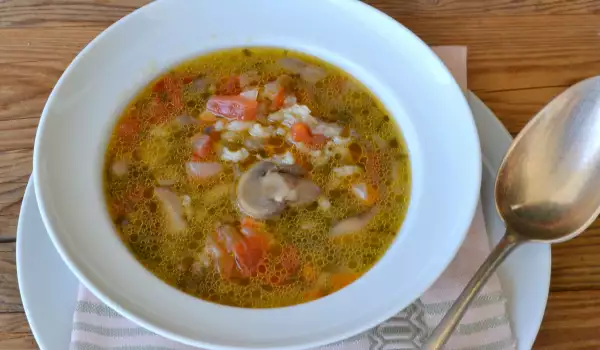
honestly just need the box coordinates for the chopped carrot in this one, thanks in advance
[272,88,285,109]
[207,95,258,121]
[330,272,360,291]
[290,122,313,143]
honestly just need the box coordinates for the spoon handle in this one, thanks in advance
[422,230,522,350]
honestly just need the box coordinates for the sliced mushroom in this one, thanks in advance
[154,187,187,233]
[237,162,285,219]
[329,209,377,238]
[237,161,321,219]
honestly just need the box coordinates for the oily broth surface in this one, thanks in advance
[104,48,410,308]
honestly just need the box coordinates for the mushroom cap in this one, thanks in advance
[236,161,320,219]
[237,161,285,219]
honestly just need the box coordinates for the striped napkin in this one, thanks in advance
[70,46,517,350]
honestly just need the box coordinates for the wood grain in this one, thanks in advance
[365,0,600,16]
[0,0,599,349]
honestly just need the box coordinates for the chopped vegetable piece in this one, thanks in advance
[290,122,328,149]
[111,159,129,177]
[116,117,140,143]
[318,196,331,211]
[330,209,377,238]
[241,216,264,232]
[272,88,285,109]
[215,224,245,252]
[154,187,186,233]
[233,234,269,277]
[352,183,379,205]
[291,122,312,143]
[240,89,259,101]
[186,162,223,179]
[221,147,250,163]
[203,236,236,278]
[333,165,362,177]
[207,95,258,121]
[190,133,213,158]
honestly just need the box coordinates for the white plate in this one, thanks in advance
[17,92,550,350]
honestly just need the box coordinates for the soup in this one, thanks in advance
[103,48,410,308]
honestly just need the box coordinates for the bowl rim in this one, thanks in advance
[33,0,482,348]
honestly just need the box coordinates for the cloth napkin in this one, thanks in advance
[70,46,516,350]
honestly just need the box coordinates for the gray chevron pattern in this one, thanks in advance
[364,300,428,350]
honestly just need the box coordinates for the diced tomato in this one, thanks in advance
[116,117,140,143]
[182,76,194,84]
[151,76,184,114]
[147,97,170,124]
[233,235,268,277]
[191,133,213,158]
[240,217,276,249]
[240,217,263,234]
[152,79,166,93]
[207,95,258,121]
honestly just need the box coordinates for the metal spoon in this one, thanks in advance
[424,76,600,349]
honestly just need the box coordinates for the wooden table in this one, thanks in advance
[1,0,600,348]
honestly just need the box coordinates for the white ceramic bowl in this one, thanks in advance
[33,0,481,349]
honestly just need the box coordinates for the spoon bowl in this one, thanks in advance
[424,76,600,349]
[496,76,600,242]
